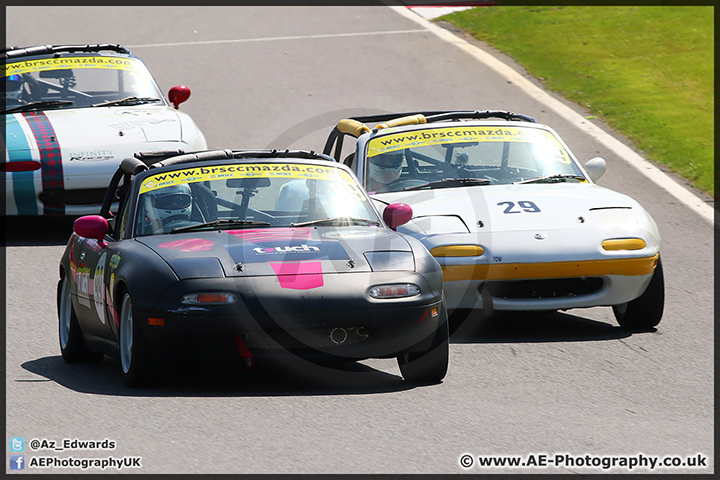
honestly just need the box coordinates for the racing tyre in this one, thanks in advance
[58,276,103,363]
[397,298,450,384]
[612,255,665,330]
[119,291,154,387]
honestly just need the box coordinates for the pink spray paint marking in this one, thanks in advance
[228,228,312,243]
[270,261,324,290]
[158,238,215,252]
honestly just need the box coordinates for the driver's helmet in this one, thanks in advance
[3,74,23,102]
[368,150,404,185]
[147,184,192,224]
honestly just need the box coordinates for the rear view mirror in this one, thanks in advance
[226,177,271,189]
[383,203,413,230]
[40,69,74,79]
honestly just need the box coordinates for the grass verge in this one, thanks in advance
[440,6,714,196]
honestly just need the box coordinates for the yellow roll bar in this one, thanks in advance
[376,114,427,130]
[337,119,371,137]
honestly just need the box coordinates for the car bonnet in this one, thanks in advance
[373,182,646,234]
[135,226,413,281]
[6,106,182,159]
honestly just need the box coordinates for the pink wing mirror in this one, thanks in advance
[383,203,413,230]
[168,85,191,109]
[74,215,109,247]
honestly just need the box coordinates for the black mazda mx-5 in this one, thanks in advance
[58,149,448,386]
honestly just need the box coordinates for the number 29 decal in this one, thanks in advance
[497,201,541,214]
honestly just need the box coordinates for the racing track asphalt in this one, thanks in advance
[4,6,714,475]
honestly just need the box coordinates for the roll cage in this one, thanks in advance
[3,44,134,60]
[322,110,537,161]
[100,149,338,236]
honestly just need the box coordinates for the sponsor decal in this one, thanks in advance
[5,56,141,76]
[85,239,103,252]
[77,263,91,308]
[228,234,348,265]
[68,238,78,279]
[109,272,116,304]
[322,229,387,239]
[93,253,107,324]
[109,254,121,270]
[368,126,571,165]
[69,150,114,161]
[253,244,320,255]
[139,163,354,194]
[106,285,120,326]
[108,117,176,130]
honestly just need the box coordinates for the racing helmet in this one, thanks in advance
[368,150,404,185]
[3,74,23,102]
[146,184,193,224]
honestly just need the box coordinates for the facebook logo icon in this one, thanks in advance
[10,437,24,452]
[10,455,25,470]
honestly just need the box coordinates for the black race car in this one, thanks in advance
[58,149,449,386]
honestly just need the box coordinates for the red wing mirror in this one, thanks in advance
[383,203,413,230]
[168,85,191,109]
[74,215,109,247]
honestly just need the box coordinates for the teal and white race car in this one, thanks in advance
[3,44,207,216]
[323,111,664,330]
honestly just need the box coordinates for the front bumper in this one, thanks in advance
[438,254,660,312]
[134,272,444,362]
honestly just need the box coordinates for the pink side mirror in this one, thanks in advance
[74,215,109,247]
[383,203,413,230]
[168,85,191,109]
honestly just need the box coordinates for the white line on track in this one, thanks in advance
[396,6,714,224]
[125,29,427,49]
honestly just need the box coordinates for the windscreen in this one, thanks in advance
[3,55,163,110]
[135,162,379,236]
[364,125,586,193]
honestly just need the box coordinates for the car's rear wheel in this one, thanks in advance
[119,291,154,387]
[397,298,450,384]
[613,255,665,330]
[58,276,103,363]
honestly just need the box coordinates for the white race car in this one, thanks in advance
[3,44,207,216]
[323,111,664,329]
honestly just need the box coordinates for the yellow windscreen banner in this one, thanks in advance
[140,163,354,193]
[5,56,141,76]
[368,126,567,157]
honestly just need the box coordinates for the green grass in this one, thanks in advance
[440,6,714,195]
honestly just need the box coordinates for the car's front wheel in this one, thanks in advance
[397,299,450,384]
[119,291,154,387]
[612,255,665,330]
[58,276,103,363]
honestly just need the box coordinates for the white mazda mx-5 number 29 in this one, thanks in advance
[322,110,664,330]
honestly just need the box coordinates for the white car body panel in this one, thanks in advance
[5,106,206,216]
[373,183,660,311]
